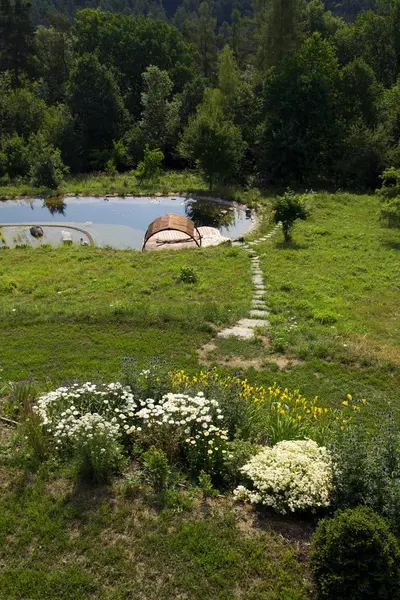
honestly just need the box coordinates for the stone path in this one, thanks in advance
[216,223,281,340]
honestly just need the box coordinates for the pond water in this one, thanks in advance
[0,196,254,249]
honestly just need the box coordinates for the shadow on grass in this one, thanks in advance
[64,478,115,521]
[382,240,400,251]
[253,505,316,544]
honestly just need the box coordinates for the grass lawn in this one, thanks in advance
[1,189,400,600]
[0,244,251,382]
[0,440,312,600]
[205,192,400,418]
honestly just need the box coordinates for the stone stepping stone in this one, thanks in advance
[217,326,254,340]
[249,309,270,318]
[254,285,266,292]
[238,318,270,328]
[252,275,264,285]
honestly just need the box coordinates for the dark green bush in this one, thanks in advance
[29,135,68,189]
[272,189,309,242]
[310,506,400,600]
[331,417,400,531]
[381,197,400,228]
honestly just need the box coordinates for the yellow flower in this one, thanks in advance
[347,394,353,401]
[342,401,349,407]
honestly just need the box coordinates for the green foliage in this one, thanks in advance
[72,422,125,483]
[72,10,195,118]
[310,507,400,600]
[222,439,262,486]
[35,18,73,104]
[198,470,218,497]
[378,167,400,199]
[272,189,308,242]
[378,168,400,227]
[381,197,400,228]
[140,65,181,151]
[142,446,171,493]
[257,33,342,185]
[134,145,163,182]
[29,134,68,189]
[0,0,36,85]
[179,265,198,284]
[14,381,49,466]
[180,89,246,190]
[68,53,129,170]
[256,0,304,68]
[338,123,391,189]
[331,416,400,532]
[0,133,29,178]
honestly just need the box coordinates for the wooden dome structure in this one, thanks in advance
[142,213,202,251]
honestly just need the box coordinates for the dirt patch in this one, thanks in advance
[198,340,304,371]
[347,335,400,365]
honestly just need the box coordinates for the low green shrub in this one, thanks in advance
[134,145,163,182]
[143,446,171,493]
[179,265,198,284]
[378,167,400,199]
[380,197,400,228]
[309,506,400,600]
[272,189,309,242]
[198,470,218,498]
[331,416,400,531]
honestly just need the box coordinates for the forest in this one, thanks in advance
[0,0,400,191]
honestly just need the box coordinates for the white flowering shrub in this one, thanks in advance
[34,382,137,431]
[234,440,332,514]
[67,413,124,482]
[33,382,136,480]
[33,383,229,478]
[128,392,229,474]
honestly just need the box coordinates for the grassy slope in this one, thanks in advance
[0,244,251,381]
[209,193,400,416]
[1,191,400,600]
[0,458,311,600]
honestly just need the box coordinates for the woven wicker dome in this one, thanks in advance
[142,213,202,250]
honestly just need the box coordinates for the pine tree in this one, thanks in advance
[0,0,35,85]
[257,0,305,69]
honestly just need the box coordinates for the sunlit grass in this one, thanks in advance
[0,244,251,382]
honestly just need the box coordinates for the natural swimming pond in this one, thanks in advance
[0,196,254,249]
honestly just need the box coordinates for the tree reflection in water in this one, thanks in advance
[43,197,67,216]
[185,199,236,229]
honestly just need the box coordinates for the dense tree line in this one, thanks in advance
[0,0,400,189]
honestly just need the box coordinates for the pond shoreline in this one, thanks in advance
[0,194,258,249]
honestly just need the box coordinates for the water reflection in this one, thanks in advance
[43,197,66,216]
[185,199,236,229]
[0,196,253,249]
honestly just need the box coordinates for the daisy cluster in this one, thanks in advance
[33,382,137,450]
[234,439,332,514]
[33,385,229,464]
[58,412,120,450]
[129,392,229,456]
